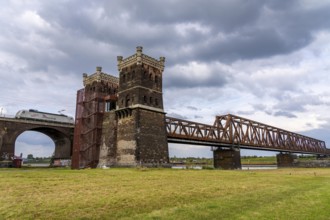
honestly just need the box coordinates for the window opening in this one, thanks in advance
[125,95,130,107]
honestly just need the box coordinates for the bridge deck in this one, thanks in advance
[0,117,74,128]
[165,114,330,155]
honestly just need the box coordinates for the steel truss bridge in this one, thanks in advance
[166,114,330,155]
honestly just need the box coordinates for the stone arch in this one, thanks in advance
[15,127,71,159]
[15,131,55,158]
[0,121,73,161]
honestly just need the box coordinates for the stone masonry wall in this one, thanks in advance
[98,111,117,167]
[116,111,138,166]
[135,108,169,165]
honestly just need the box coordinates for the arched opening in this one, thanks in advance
[15,131,55,167]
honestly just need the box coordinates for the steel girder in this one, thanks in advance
[165,114,328,155]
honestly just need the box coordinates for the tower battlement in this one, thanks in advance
[117,46,165,72]
[83,66,119,86]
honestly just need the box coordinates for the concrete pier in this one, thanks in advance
[213,148,241,169]
[276,153,296,167]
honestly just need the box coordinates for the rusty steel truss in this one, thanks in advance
[165,114,329,155]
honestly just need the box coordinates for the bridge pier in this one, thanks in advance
[213,148,241,169]
[276,153,296,167]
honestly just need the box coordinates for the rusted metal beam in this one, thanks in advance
[165,114,328,155]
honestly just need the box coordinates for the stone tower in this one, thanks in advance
[115,46,169,166]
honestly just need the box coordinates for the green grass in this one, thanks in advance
[241,156,277,165]
[1,168,330,219]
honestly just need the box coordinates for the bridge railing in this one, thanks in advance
[165,114,328,155]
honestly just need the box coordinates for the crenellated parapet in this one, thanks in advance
[83,66,119,86]
[117,46,165,72]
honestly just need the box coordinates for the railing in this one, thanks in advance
[165,114,328,155]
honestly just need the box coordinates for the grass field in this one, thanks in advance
[1,168,330,220]
[171,156,318,166]
[241,156,277,165]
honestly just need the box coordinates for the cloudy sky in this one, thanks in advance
[1,0,330,158]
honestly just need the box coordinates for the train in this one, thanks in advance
[15,109,74,124]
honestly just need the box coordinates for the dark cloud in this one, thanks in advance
[273,111,297,118]
[273,93,328,113]
[24,0,330,68]
[166,112,188,120]
[187,106,198,110]
[164,73,229,88]
[252,104,267,112]
[2,0,330,82]
[236,110,254,116]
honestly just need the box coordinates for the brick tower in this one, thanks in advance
[72,67,118,169]
[115,46,169,166]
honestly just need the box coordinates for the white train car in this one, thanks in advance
[15,109,74,124]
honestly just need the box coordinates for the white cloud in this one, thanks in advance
[18,10,51,30]
[175,22,211,37]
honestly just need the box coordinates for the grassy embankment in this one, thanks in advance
[171,156,318,166]
[1,167,330,219]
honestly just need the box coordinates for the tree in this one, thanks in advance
[27,154,34,160]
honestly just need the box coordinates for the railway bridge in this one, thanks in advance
[72,47,330,169]
[0,117,74,163]
[1,47,328,169]
[166,114,330,169]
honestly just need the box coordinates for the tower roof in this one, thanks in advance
[117,46,165,72]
